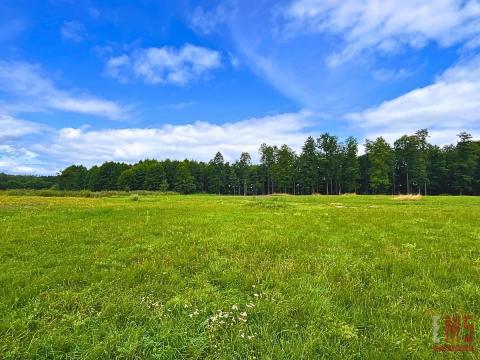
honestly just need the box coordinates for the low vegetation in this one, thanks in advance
[1,194,479,359]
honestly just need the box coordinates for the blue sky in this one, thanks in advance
[1,0,480,174]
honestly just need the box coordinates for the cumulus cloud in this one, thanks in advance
[0,145,50,175]
[0,61,130,120]
[105,44,222,85]
[36,111,314,166]
[60,20,87,42]
[0,114,44,141]
[1,110,315,174]
[283,0,480,66]
[347,56,480,144]
[0,115,54,174]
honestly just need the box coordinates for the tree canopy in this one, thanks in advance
[2,129,480,195]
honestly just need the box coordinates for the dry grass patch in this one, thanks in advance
[393,194,423,201]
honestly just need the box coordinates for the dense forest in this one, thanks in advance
[2,129,480,195]
[0,173,57,190]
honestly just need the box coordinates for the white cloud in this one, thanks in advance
[36,111,313,167]
[0,114,44,141]
[373,68,413,82]
[347,56,480,145]
[283,0,480,66]
[0,61,130,120]
[0,110,314,174]
[105,44,222,85]
[0,115,54,174]
[228,51,241,68]
[60,20,87,42]
[0,145,51,175]
[189,5,227,35]
[105,55,130,82]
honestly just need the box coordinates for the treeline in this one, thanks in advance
[2,129,480,195]
[0,173,57,190]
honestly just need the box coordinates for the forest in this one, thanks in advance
[2,129,480,195]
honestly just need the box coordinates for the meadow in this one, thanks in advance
[0,194,479,359]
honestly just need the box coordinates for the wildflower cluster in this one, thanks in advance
[140,295,164,317]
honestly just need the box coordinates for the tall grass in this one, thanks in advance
[0,189,177,198]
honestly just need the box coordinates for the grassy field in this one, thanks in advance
[0,194,479,359]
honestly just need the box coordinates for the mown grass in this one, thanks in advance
[0,194,479,359]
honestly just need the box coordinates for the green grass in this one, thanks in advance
[0,194,479,359]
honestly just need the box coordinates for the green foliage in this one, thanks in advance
[208,152,226,194]
[340,136,359,193]
[451,132,480,194]
[365,137,394,194]
[272,144,296,193]
[58,165,88,190]
[234,152,252,195]
[298,136,318,194]
[97,162,130,191]
[174,161,196,194]
[2,130,480,196]
[259,143,277,194]
[318,133,341,194]
[426,145,448,194]
[394,130,428,194]
[0,173,56,190]
[144,162,168,191]
[86,165,101,191]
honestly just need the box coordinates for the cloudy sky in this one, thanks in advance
[1,0,480,174]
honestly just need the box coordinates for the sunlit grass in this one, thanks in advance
[0,194,479,359]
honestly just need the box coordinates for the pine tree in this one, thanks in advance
[208,152,226,194]
[298,136,318,194]
[340,137,359,193]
